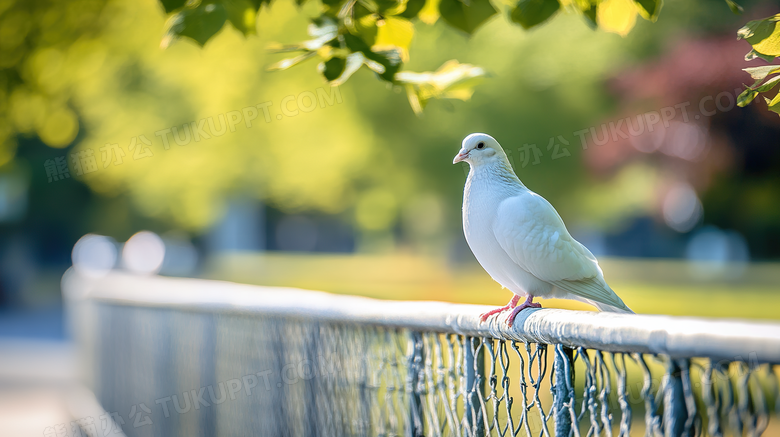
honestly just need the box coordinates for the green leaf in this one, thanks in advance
[268,19,338,53]
[767,92,780,114]
[266,43,309,53]
[374,16,414,61]
[743,65,780,81]
[320,0,343,13]
[738,74,780,107]
[581,1,597,29]
[371,48,403,81]
[249,0,271,8]
[725,0,743,15]
[418,0,442,23]
[348,3,379,46]
[634,0,662,22]
[319,57,347,81]
[376,0,411,15]
[306,19,340,48]
[267,51,318,70]
[331,52,366,85]
[738,14,780,57]
[754,74,780,93]
[162,2,229,48]
[737,88,758,107]
[438,0,497,35]
[223,0,258,36]
[510,0,560,30]
[338,0,358,22]
[396,60,486,114]
[343,33,402,82]
[399,0,427,19]
[310,17,340,36]
[745,49,776,63]
[160,0,187,14]
[737,19,758,39]
[597,0,637,36]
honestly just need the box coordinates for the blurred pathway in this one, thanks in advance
[0,317,76,436]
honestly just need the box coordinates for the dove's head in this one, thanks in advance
[453,133,506,166]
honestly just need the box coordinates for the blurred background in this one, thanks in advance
[1,0,779,434]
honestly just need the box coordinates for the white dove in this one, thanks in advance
[454,133,633,326]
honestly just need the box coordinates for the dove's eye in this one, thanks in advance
[477,142,485,149]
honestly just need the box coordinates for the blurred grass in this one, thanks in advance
[203,253,780,320]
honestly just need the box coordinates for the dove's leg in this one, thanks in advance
[479,294,521,323]
[506,295,542,327]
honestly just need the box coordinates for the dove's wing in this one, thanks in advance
[492,192,631,311]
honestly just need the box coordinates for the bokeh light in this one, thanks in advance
[662,182,702,233]
[661,122,708,162]
[122,231,165,275]
[72,234,118,278]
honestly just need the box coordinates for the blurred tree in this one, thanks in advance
[156,0,780,116]
[4,0,636,234]
[579,35,780,257]
[0,0,109,166]
[1,0,777,262]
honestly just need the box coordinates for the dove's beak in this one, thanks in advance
[453,149,469,164]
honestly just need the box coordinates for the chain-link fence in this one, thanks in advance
[63,271,780,437]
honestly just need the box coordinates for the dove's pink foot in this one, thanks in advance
[479,295,521,323]
[506,295,542,327]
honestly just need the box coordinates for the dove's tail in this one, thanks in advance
[590,300,635,314]
[552,279,635,314]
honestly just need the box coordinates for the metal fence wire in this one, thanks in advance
[64,272,780,437]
